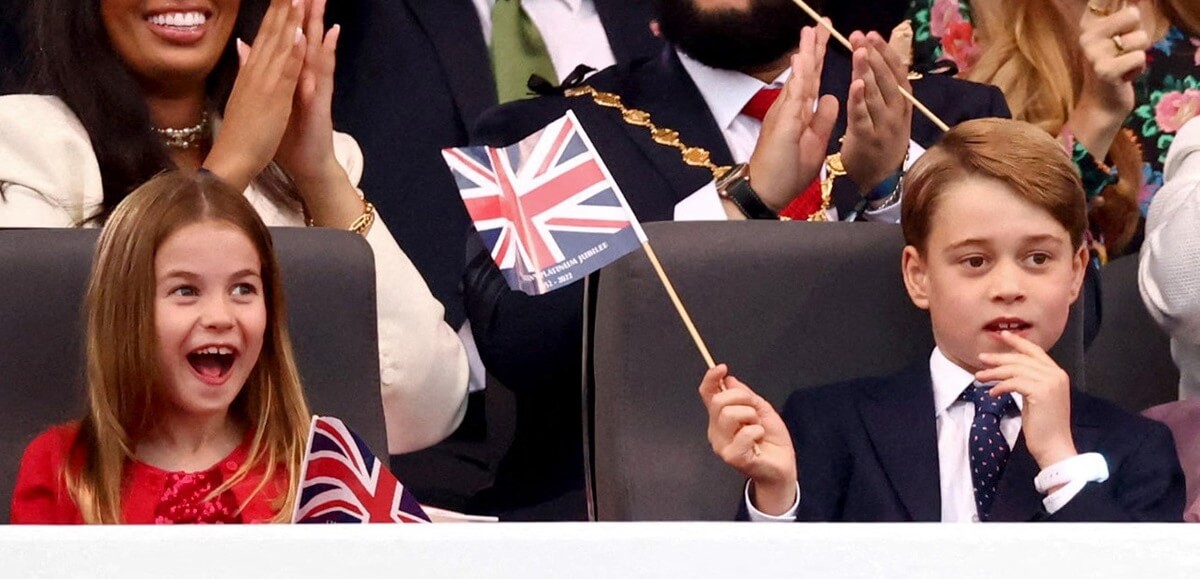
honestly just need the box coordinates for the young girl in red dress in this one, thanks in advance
[10,171,312,524]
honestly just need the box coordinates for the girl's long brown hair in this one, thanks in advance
[67,171,311,523]
[966,0,1199,254]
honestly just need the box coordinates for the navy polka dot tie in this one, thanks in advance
[961,384,1018,521]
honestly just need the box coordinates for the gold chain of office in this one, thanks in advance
[563,85,840,222]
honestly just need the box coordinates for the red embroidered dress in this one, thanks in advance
[10,423,284,524]
[146,464,243,524]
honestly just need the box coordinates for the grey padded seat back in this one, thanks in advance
[590,221,1083,521]
[0,228,384,523]
[1083,255,1179,412]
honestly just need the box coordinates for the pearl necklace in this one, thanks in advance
[154,111,211,149]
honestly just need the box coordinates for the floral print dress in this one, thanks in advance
[908,0,1200,215]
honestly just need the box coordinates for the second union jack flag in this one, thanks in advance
[291,416,430,524]
[442,111,647,295]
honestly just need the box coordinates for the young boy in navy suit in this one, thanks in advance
[699,118,1185,522]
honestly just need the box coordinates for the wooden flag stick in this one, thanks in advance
[641,240,716,369]
[641,239,761,456]
[790,0,951,133]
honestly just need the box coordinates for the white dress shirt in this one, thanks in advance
[472,0,617,82]
[747,347,1110,522]
[1140,117,1200,401]
[673,50,919,223]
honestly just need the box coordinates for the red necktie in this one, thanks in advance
[739,88,824,220]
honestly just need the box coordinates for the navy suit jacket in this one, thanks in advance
[744,363,1186,522]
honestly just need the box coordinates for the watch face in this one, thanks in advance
[717,163,748,189]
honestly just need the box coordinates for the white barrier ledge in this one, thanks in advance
[1,523,1198,578]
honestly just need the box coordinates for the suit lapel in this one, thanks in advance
[612,48,735,204]
[988,390,1106,521]
[407,0,498,128]
[858,364,942,521]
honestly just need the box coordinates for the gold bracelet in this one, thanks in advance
[304,200,375,237]
[347,201,375,237]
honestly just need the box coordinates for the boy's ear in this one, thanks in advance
[901,245,930,310]
[1068,243,1089,303]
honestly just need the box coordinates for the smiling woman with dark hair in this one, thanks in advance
[0,0,471,456]
[21,0,277,217]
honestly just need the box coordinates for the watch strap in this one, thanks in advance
[863,170,903,202]
[721,171,779,220]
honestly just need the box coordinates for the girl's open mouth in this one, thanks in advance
[186,345,237,385]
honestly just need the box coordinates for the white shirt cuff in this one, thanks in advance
[673,181,728,221]
[861,198,902,223]
[744,480,800,522]
[1035,452,1110,514]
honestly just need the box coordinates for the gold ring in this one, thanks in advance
[1112,34,1127,54]
[1088,2,1113,16]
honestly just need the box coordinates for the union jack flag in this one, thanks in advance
[442,111,646,295]
[291,416,430,524]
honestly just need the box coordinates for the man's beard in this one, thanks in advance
[656,0,812,72]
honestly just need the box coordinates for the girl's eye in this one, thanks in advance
[232,283,259,297]
[171,286,198,297]
[964,256,985,268]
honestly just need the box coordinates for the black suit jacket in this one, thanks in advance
[328,0,660,328]
[327,0,659,520]
[746,363,1185,522]
[464,47,1010,519]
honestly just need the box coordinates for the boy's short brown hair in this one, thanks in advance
[901,118,1087,251]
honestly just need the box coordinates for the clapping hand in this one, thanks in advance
[206,0,361,227]
[274,0,344,188]
[747,25,840,213]
[203,0,307,191]
[839,30,912,193]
